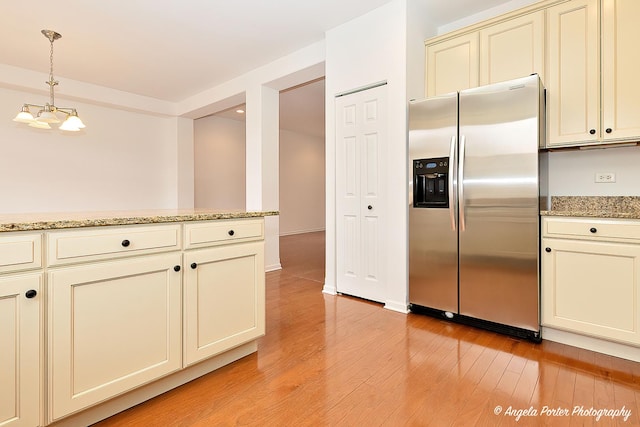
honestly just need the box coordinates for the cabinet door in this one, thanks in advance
[546,0,600,146]
[601,0,640,142]
[183,241,265,366]
[426,33,479,97]
[542,238,640,345]
[479,11,544,86]
[0,274,40,427]
[48,253,182,421]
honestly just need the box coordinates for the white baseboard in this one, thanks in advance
[542,326,640,363]
[279,227,325,236]
[265,263,282,272]
[384,300,410,314]
[322,283,337,295]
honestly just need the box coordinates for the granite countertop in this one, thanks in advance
[0,209,279,232]
[541,196,640,219]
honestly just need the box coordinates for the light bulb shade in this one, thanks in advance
[63,114,86,129]
[59,117,81,131]
[13,110,35,123]
[28,120,51,129]
[36,110,60,124]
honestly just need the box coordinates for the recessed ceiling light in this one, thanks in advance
[236,109,245,114]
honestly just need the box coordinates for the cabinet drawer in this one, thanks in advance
[0,233,42,273]
[184,219,264,249]
[47,224,181,266]
[543,217,640,243]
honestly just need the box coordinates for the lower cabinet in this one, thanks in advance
[183,241,265,366]
[0,274,41,427]
[47,253,182,421]
[542,217,640,346]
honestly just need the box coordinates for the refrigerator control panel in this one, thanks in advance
[413,157,449,208]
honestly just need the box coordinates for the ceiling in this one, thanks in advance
[1,0,518,103]
[2,1,520,138]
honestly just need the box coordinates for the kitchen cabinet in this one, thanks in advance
[479,11,544,86]
[425,10,544,97]
[47,252,182,421]
[183,241,265,366]
[546,0,640,147]
[0,273,41,427]
[542,217,640,346]
[0,231,42,427]
[426,33,479,97]
[42,217,266,424]
[183,219,265,366]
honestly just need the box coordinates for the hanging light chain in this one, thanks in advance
[47,32,59,107]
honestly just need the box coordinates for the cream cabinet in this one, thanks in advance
[0,273,41,427]
[542,217,640,346]
[425,10,544,97]
[0,231,42,427]
[47,252,183,421]
[426,33,479,97]
[183,219,265,366]
[0,216,267,426]
[547,0,640,147]
[479,11,545,86]
[183,241,265,366]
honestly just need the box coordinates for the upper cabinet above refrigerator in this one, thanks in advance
[425,10,544,98]
[425,0,640,149]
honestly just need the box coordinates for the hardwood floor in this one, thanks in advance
[95,231,639,426]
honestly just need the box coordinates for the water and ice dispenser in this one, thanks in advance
[412,157,449,208]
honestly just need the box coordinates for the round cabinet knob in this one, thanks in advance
[606,128,612,134]
[545,247,551,253]
[590,227,597,233]
[589,129,596,135]
[367,205,373,210]
[174,265,181,272]
[121,239,130,247]
[25,289,37,299]
[191,262,197,269]
[228,230,235,236]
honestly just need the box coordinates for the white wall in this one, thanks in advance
[325,0,410,312]
[549,146,640,196]
[193,116,246,210]
[0,86,181,214]
[279,129,325,235]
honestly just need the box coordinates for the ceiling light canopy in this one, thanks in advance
[13,29,86,132]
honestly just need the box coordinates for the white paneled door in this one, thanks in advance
[335,84,386,303]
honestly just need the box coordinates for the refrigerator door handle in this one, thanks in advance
[458,134,466,232]
[448,135,456,231]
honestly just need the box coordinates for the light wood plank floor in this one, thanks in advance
[95,231,639,426]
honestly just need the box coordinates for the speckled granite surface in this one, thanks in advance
[541,196,640,219]
[0,209,279,232]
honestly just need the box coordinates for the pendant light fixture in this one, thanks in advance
[13,29,86,132]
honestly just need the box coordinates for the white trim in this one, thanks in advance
[322,283,337,295]
[384,301,410,314]
[265,263,282,272]
[279,227,326,237]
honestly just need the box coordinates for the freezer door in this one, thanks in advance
[458,75,542,331]
[408,93,458,312]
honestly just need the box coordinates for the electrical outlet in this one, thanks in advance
[595,172,616,183]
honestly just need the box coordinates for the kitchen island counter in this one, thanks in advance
[0,209,279,232]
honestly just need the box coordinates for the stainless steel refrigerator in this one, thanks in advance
[408,74,547,341]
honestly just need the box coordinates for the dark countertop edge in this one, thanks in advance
[540,210,640,220]
[0,211,280,233]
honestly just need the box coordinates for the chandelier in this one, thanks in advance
[13,29,86,131]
